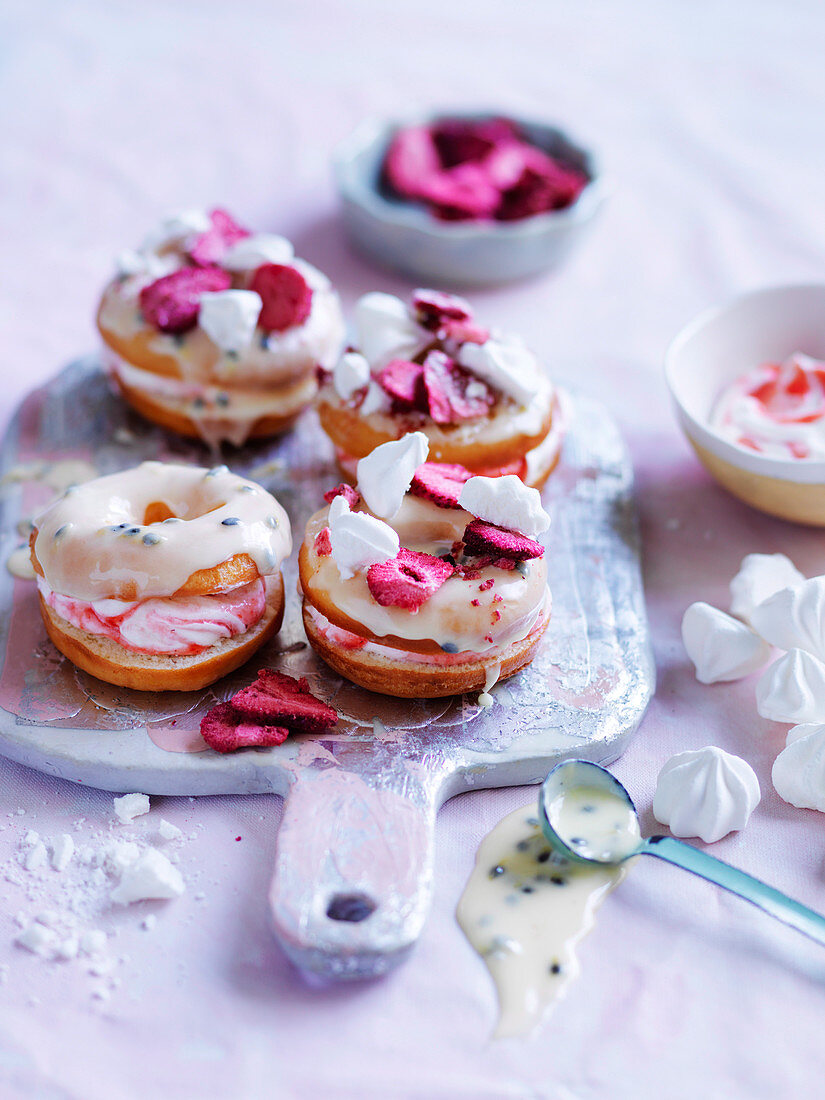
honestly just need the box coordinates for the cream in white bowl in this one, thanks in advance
[665,284,825,526]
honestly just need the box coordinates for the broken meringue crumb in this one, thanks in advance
[113,793,150,824]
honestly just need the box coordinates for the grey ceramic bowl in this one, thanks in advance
[333,111,606,287]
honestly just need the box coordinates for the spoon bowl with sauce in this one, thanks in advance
[540,760,825,946]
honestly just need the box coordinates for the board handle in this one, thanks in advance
[269,767,441,980]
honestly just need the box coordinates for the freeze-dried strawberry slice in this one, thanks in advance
[139,265,231,334]
[410,462,473,509]
[463,519,544,561]
[412,289,473,327]
[250,264,313,332]
[200,702,289,753]
[430,118,519,168]
[378,358,426,410]
[323,483,361,508]
[231,669,338,735]
[423,162,501,220]
[367,549,454,610]
[422,351,493,424]
[440,319,489,345]
[496,161,587,220]
[384,126,443,200]
[314,527,332,556]
[188,208,250,266]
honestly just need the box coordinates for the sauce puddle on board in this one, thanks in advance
[457,804,632,1038]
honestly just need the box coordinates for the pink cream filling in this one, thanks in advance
[38,577,266,656]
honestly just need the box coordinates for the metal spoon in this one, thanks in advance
[539,759,825,947]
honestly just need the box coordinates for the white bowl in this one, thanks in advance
[333,111,606,287]
[665,284,825,525]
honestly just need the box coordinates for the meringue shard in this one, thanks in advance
[681,602,770,684]
[772,724,825,812]
[755,649,825,725]
[652,747,761,843]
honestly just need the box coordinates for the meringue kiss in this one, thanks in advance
[729,553,805,625]
[755,649,825,725]
[652,746,761,843]
[772,724,825,812]
[681,602,770,684]
[750,576,825,661]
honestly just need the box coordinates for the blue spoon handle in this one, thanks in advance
[641,835,825,947]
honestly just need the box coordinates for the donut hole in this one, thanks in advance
[142,500,227,525]
[325,892,377,923]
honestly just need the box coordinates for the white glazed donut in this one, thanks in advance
[30,462,292,691]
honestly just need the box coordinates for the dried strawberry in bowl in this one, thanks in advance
[298,433,552,700]
[334,111,605,285]
[316,289,565,490]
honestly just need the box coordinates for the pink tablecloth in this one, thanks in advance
[3,2,825,1096]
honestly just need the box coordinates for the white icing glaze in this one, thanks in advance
[653,747,760,843]
[33,462,291,601]
[681,602,771,683]
[756,649,825,724]
[729,553,805,625]
[456,803,628,1038]
[458,474,550,537]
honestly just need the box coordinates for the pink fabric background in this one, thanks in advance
[3,1,825,1096]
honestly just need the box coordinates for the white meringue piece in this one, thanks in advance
[357,433,429,520]
[291,258,331,291]
[458,475,550,538]
[198,290,262,353]
[333,351,371,400]
[328,508,399,581]
[354,292,426,365]
[653,746,761,843]
[750,577,825,660]
[772,724,825,811]
[458,336,544,405]
[358,380,390,417]
[327,494,350,524]
[729,553,805,624]
[115,249,176,280]
[221,233,295,271]
[755,649,825,724]
[141,209,211,253]
[681,602,771,684]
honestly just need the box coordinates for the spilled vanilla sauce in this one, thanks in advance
[6,546,35,580]
[457,803,632,1038]
[546,784,641,863]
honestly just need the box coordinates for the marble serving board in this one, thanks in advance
[0,359,654,980]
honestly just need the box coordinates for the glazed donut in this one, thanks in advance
[30,462,292,691]
[317,289,563,489]
[298,452,551,699]
[97,208,345,447]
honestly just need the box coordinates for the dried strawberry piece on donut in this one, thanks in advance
[422,351,494,424]
[367,548,454,611]
[188,208,250,266]
[200,702,289,754]
[231,670,338,735]
[314,527,332,556]
[139,265,232,334]
[462,518,544,562]
[412,289,473,327]
[250,263,313,332]
[323,483,361,508]
[377,358,427,410]
[410,462,473,509]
